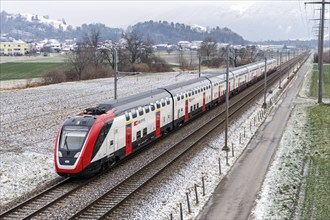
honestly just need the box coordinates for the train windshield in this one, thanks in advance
[59,126,89,151]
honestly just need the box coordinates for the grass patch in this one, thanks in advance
[0,62,66,80]
[300,104,330,219]
[310,64,330,98]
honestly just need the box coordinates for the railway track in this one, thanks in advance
[0,53,308,220]
[0,178,74,219]
[69,54,309,219]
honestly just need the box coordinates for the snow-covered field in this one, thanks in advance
[113,73,295,219]
[0,72,198,208]
[0,62,302,218]
[250,105,309,219]
[250,58,330,219]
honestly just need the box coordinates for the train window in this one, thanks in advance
[167,100,170,105]
[137,131,141,139]
[150,104,155,111]
[177,96,180,101]
[185,94,188,98]
[125,111,130,121]
[138,107,144,116]
[131,109,137,118]
[181,108,183,111]
[191,106,193,111]
[198,89,201,93]
[197,103,199,108]
[161,100,166,107]
[110,140,113,146]
[143,128,147,136]
[181,95,184,99]
[156,101,161,108]
[145,106,150,113]
[189,92,191,96]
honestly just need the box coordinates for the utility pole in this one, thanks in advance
[262,55,267,109]
[222,45,230,152]
[305,0,330,103]
[198,55,201,77]
[113,48,118,100]
[288,50,290,79]
[279,52,282,89]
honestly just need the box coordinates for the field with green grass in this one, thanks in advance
[310,64,330,98]
[300,104,330,219]
[0,62,66,80]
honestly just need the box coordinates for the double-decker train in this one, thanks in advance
[54,59,278,177]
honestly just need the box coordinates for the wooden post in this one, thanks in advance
[202,177,205,196]
[194,184,199,204]
[186,192,191,213]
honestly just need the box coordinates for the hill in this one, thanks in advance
[1,11,247,44]
[0,11,122,42]
[130,20,246,45]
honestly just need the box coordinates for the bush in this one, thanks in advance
[201,57,224,68]
[64,70,79,81]
[41,68,66,84]
[150,57,173,72]
[81,65,113,80]
[121,63,150,73]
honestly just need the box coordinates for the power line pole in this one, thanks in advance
[222,45,230,152]
[279,51,282,89]
[198,55,201,77]
[113,48,118,100]
[262,54,267,109]
[305,0,330,103]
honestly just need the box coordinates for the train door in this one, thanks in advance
[202,92,206,112]
[125,122,132,156]
[114,128,118,153]
[238,77,240,92]
[185,98,189,122]
[156,109,161,138]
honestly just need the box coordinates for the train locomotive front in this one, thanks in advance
[54,108,115,177]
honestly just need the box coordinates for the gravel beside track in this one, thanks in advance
[0,72,197,210]
[0,54,308,218]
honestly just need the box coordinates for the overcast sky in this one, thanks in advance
[1,1,330,41]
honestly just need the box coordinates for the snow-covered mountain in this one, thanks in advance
[6,13,69,31]
[190,24,208,33]
[154,1,328,41]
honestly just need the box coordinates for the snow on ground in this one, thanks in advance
[250,58,327,219]
[299,60,313,98]
[250,105,308,219]
[0,72,197,208]
[122,73,294,219]
[0,62,299,216]
[128,101,268,220]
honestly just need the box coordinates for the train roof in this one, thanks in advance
[87,59,277,116]
[96,77,209,115]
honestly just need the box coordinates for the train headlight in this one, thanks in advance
[58,151,63,157]
[74,152,80,158]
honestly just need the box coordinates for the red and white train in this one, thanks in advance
[54,59,277,177]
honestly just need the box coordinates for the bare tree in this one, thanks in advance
[67,28,104,80]
[199,37,218,60]
[122,29,144,64]
[67,43,91,80]
[178,49,188,71]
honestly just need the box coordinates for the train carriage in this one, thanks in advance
[55,58,279,177]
